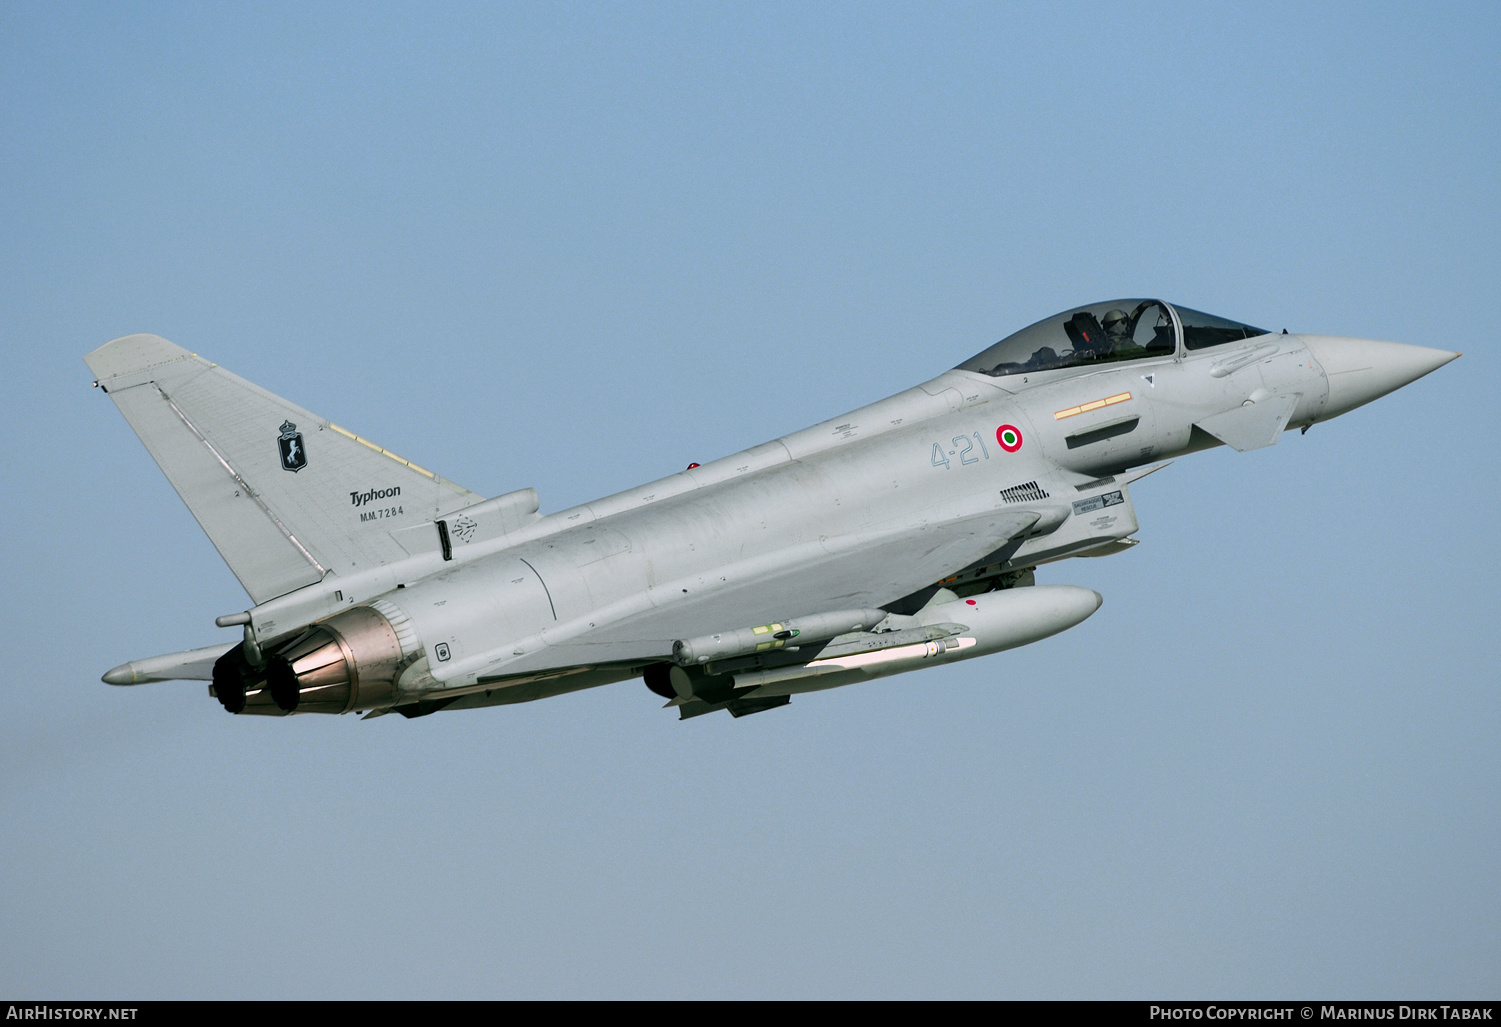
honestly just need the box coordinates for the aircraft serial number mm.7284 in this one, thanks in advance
[359,505,404,523]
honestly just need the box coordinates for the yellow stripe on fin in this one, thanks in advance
[326,423,437,480]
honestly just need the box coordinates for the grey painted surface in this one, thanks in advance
[88,311,1456,718]
[5,4,1496,999]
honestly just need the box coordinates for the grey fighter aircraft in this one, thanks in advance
[87,300,1457,721]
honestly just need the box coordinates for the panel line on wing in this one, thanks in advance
[156,384,327,576]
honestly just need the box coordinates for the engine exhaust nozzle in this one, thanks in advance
[212,606,407,716]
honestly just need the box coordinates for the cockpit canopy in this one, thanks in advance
[957,299,1270,379]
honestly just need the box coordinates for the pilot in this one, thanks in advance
[1102,309,1132,351]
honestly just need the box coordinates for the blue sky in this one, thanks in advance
[2,1,1497,998]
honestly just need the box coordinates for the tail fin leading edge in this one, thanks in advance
[86,334,483,604]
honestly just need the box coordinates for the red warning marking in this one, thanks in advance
[996,424,1023,453]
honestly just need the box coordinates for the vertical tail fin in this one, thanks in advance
[86,334,483,603]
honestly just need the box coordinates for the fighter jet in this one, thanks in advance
[87,299,1457,721]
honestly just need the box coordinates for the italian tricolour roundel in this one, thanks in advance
[996,424,1023,453]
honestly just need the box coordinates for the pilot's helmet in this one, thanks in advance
[1103,309,1130,336]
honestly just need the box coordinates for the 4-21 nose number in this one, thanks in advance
[930,432,992,469]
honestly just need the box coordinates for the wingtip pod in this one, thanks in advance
[98,643,233,685]
[102,664,137,686]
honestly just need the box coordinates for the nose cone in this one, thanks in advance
[1302,335,1459,421]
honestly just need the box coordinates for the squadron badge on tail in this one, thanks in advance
[278,420,307,472]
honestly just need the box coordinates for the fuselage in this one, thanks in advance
[312,322,1349,700]
[93,299,1456,719]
